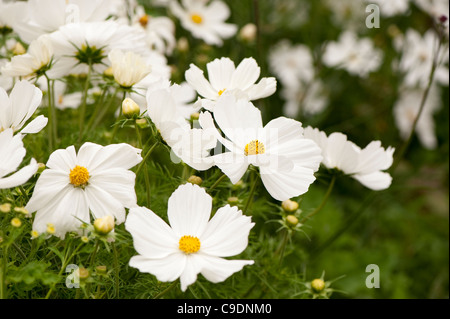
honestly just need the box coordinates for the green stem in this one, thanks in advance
[88,86,119,133]
[78,61,93,145]
[0,245,8,299]
[112,242,120,298]
[275,228,290,268]
[136,124,151,206]
[110,90,126,143]
[207,173,227,193]
[300,174,336,224]
[153,280,179,299]
[243,170,259,214]
[135,142,158,177]
[45,75,55,151]
[390,37,442,173]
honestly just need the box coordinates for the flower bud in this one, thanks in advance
[12,42,26,55]
[135,118,148,129]
[122,97,141,118]
[94,215,115,235]
[239,23,257,42]
[14,206,30,217]
[96,265,107,275]
[37,163,46,173]
[78,267,90,281]
[190,112,200,121]
[187,175,203,185]
[31,230,39,239]
[46,223,55,234]
[81,236,89,243]
[11,217,22,228]
[103,66,114,77]
[177,37,189,52]
[286,215,299,227]
[281,199,299,212]
[311,278,325,293]
[227,196,239,206]
[0,203,11,214]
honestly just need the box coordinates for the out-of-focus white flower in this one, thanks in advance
[322,31,384,77]
[280,80,328,118]
[0,80,47,135]
[146,84,216,171]
[366,0,410,17]
[48,21,149,78]
[0,0,26,31]
[10,0,114,43]
[125,183,255,292]
[25,142,142,239]
[239,23,257,42]
[397,29,449,88]
[269,40,315,88]
[131,6,176,56]
[304,127,395,191]
[324,0,366,30]
[170,0,237,46]
[185,57,277,111]
[0,128,39,189]
[1,35,54,79]
[0,59,13,92]
[415,0,448,19]
[108,49,152,88]
[199,95,323,201]
[393,85,442,149]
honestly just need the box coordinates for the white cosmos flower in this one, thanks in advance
[303,127,395,191]
[131,6,176,56]
[146,85,216,171]
[10,0,114,43]
[0,80,47,135]
[199,95,323,201]
[0,0,26,31]
[48,21,149,78]
[366,0,410,17]
[108,49,152,88]
[397,29,449,88]
[170,0,237,46]
[1,34,54,79]
[125,183,255,292]
[393,85,441,149]
[322,31,384,77]
[25,142,142,239]
[280,80,328,118]
[185,57,277,111]
[0,129,39,189]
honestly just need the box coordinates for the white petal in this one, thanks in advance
[201,205,254,257]
[129,253,186,283]
[84,185,126,224]
[231,57,260,91]
[0,158,38,189]
[20,115,48,134]
[352,171,393,191]
[206,57,235,92]
[213,152,248,184]
[199,254,254,284]
[87,143,142,172]
[167,183,212,237]
[246,77,277,100]
[126,206,179,259]
[46,145,77,172]
[185,64,218,100]
[180,253,203,292]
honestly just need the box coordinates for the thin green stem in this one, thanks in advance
[207,173,227,193]
[110,90,126,143]
[45,75,55,151]
[153,280,179,299]
[78,61,93,145]
[112,242,120,298]
[88,86,119,133]
[0,245,8,299]
[136,124,151,206]
[135,142,158,177]
[300,174,336,224]
[275,228,290,268]
[243,170,259,214]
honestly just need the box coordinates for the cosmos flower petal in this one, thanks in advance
[9,80,43,131]
[199,255,254,284]
[167,183,211,237]
[20,115,48,134]
[206,57,235,92]
[201,205,254,257]
[231,57,260,91]
[87,143,142,172]
[84,184,126,224]
[126,206,179,259]
[130,253,187,284]
[352,171,393,191]
[213,152,249,184]
[0,158,38,189]
[185,64,218,100]
[180,253,203,292]
[46,145,77,172]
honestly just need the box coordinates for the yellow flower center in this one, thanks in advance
[244,140,265,156]
[218,89,226,96]
[69,165,90,188]
[179,235,201,254]
[139,14,149,27]
[191,13,203,24]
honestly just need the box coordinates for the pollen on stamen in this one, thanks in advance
[179,235,201,254]
[191,13,203,24]
[69,165,90,188]
[218,89,226,96]
[244,140,265,156]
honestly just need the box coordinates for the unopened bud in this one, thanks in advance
[135,118,148,129]
[11,217,22,228]
[96,265,107,275]
[46,223,55,234]
[81,236,89,243]
[14,206,30,217]
[286,215,299,227]
[122,97,141,118]
[0,203,11,213]
[12,42,26,55]
[94,215,115,235]
[37,163,46,173]
[104,66,114,77]
[227,196,239,206]
[190,112,200,121]
[239,23,257,42]
[78,267,90,281]
[187,175,203,185]
[311,278,326,293]
[177,37,189,52]
[281,199,299,212]
[31,230,39,239]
